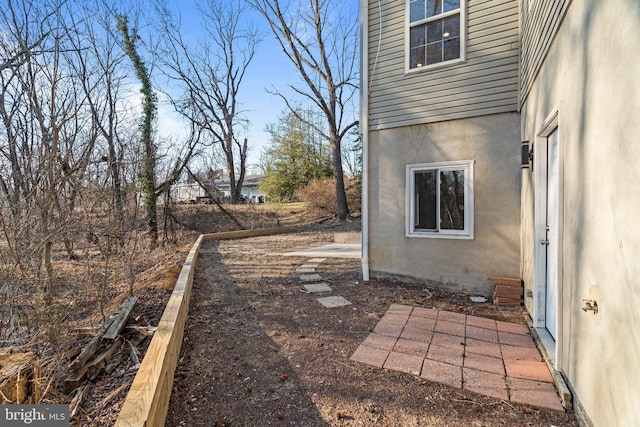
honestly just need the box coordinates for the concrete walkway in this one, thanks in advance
[350,304,564,413]
[282,243,361,259]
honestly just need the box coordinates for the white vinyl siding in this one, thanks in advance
[366,0,519,130]
[519,0,570,105]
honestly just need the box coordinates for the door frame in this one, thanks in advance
[533,106,564,369]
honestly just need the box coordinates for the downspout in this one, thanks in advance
[360,0,370,281]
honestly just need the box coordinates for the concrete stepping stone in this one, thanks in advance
[299,274,323,282]
[307,258,327,264]
[296,266,317,274]
[301,262,322,268]
[317,296,352,308]
[303,283,333,293]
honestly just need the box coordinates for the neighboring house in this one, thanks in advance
[216,174,266,203]
[361,0,640,426]
[165,182,221,204]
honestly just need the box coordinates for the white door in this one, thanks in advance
[545,129,559,340]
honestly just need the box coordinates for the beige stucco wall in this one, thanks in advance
[368,112,521,295]
[520,0,640,425]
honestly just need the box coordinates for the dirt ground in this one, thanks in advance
[163,223,579,427]
[58,203,578,426]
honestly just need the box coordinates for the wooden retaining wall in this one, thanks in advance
[115,227,295,427]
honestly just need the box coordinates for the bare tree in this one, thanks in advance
[66,1,131,232]
[118,12,203,244]
[0,0,194,352]
[250,0,359,221]
[341,125,361,181]
[155,0,260,203]
[117,14,161,243]
[0,0,96,289]
[0,1,52,273]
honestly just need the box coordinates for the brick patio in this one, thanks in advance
[350,304,564,413]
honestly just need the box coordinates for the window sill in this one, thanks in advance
[406,231,474,240]
[405,57,466,75]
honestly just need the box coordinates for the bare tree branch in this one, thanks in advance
[155,0,261,204]
[250,0,359,220]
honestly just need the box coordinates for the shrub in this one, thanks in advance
[295,177,335,216]
[296,176,361,217]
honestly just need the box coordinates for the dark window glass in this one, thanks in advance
[443,15,460,38]
[415,171,437,230]
[410,46,425,68]
[410,0,426,22]
[439,170,465,230]
[443,38,460,61]
[426,42,442,65]
[426,0,442,18]
[443,0,460,13]
[410,25,426,47]
[426,20,443,43]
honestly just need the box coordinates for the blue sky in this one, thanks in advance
[156,0,359,173]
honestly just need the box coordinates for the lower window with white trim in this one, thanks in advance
[406,160,474,239]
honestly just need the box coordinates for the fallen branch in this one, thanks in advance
[125,325,157,337]
[33,360,41,403]
[329,358,358,371]
[125,339,139,365]
[76,325,157,336]
[453,398,477,403]
[70,385,93,419]
[94,383,128,413]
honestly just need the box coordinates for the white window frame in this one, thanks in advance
[405,0,466,73]
[406,160,474,239]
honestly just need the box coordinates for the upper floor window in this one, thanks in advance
[407,0,465,70]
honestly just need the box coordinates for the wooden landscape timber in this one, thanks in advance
[115,226,297,427]
[68,316,115,373]
[65,297,144,394]
[87,337,124,381]
[104,297,138,340]
[201,226,296,241]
